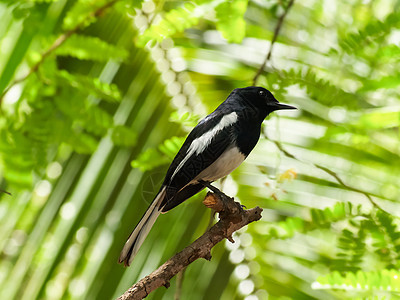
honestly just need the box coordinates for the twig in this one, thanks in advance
[0,189,11,196]
[117,192,263,300]
[271,138,387,213]
[253,0,295,86]
[0,0,118,108]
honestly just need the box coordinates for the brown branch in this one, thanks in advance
[0,0,118,108]
[117,192,263,300]
[0,189,11,196]
[253,0,295,86]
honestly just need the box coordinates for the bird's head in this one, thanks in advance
[235,86,296,115]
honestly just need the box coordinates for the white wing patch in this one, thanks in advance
[171,112,238,180]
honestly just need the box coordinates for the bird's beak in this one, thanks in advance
[271,102,297,110]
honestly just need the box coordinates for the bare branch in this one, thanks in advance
[253,0,295,86]
[0,189,11,196]
[117,192,263,300]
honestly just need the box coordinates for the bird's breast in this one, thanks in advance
[193,146,246,183]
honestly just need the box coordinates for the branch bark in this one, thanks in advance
[117,192,263,300]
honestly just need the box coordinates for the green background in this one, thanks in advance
[0,0,400,299]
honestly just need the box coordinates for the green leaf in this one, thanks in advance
[357,109,400,129]
[84,105,114,136]
[361,75,400,92]
[111,125,137,147]
[169,111,200,129]
[62,0,111,31]
[339,11,400,54]
[55,35,128,62]
[264,202,363,240]
[131,136,185,172]
[315,269,400,291]
[54,70,122,102]
[66,131,98,154]
[131,148,169,172]
[215,0,248,43]
[136,1,218,47]
[158,136,185,159]
[268,68,359,109]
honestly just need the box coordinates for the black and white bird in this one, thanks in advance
[119,86,296,266]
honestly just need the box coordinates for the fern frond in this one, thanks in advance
[66,131,98,154]
[266,202,362,240]
[215,0,248,43]
[158,136,185,159]
[169,111,200,130]
[53,89,114,137]
[83,105,114,136]
[111,125,137,147]
[333,227,366,273]
[315,269,400,292]
[62,0,111,31]
[131,148,169,172]
[131,136,185,172]
[356,109,400,129]
[30,0,58,2]
[373,211,400,268]
[339,11,400,54]
[268,68,359,109]
[136,1,216,47]
[360,75,400,92]
[55,35,128,62]
[54,70,122,102]
[0,130,34,188]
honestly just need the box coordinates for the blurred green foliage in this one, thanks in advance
[0,0,400,299]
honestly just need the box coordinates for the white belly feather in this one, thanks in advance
[194,147,245,182]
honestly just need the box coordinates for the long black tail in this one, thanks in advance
[118,187,166,266]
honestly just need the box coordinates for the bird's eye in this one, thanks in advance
[258,90,265,96]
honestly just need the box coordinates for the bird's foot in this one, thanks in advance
[199,181,228,198]
[199,181,243,215]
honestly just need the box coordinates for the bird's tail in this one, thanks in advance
[118,187,166,266]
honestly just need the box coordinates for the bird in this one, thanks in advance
[119,86,296,266]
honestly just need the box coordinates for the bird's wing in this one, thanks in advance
[161,110,237,208]
[161,183,204,212]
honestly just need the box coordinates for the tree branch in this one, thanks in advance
[0,189,11,196]
[253,0,295,86]
[117,192,263,300]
